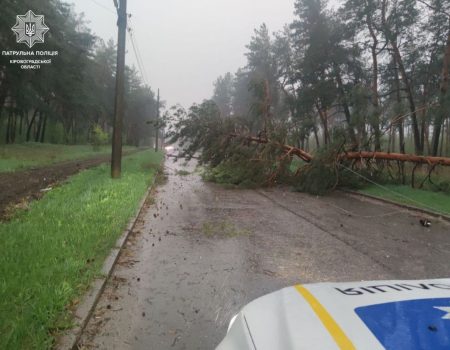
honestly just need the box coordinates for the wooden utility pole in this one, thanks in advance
[155,88,160,152]
[111,0,127,178]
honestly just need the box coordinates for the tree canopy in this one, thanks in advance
[0,0,158,146]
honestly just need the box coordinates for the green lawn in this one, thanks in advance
[359,184,450,216]
[0,143,136,173]
[0,150,163,349]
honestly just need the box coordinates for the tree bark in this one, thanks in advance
[431,31,450,155]
[334,64,357,145]
[26,108,39,142]
[231,133,450,166]
[40,114,47,143]
[35,111,42,142]
[19,111,23,136]
[313,124,320,148]
[381,0,422,154]
[5,110,12,144]
[367,14,381,151]
[316,101,329,145]
[393,54,406,154]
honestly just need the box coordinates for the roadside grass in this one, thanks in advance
[359,184,450,216]
[0,143,136,173]
[0,150,163,349]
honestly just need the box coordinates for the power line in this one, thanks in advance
[127,25,148,85]
[89,0,116,14]
[128,17,148,79]
[338,163,446,215]
[127,17,149,86]
[90,0,149,87]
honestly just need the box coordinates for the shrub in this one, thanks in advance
[91,125,109,151]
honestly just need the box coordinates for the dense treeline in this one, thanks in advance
[0,0,157,146]
[209,0,450,156]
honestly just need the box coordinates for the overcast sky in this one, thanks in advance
[72,0,297,108]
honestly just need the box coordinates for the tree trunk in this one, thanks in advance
[392,43,421,153]
[26,108,39,142]
[316,102,329,145]
[5,110,11,144]
[313,125,320,149]
[11,112,17,143]
[393,55,406,154]
[445,119,450,156]
[19,111,24,136]
[381,0,422,154]
[40,114,47,143]
[232,132,450,166]
[431,32,450,155]
[334,64,357,146]
[367,14,381,151]
[35,111,42,142]
[387,128,393,153]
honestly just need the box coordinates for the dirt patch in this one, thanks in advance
[0,151,136,221]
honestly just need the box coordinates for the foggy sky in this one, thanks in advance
[73,0,296,108]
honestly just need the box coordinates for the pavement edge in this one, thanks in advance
[343,189,450,223]
[56,169,161,350]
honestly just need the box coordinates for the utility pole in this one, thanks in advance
[111,0,127,178]
[155,88,160,152]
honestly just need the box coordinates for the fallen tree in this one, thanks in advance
[231,134,450,166]
[167,100,450,194]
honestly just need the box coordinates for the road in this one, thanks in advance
[78,157,450,349]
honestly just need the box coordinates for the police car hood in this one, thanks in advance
[216,278,450,350]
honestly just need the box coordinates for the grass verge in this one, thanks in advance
[0,143,136,173]
[0,150,163,349]
[359,184,450,216]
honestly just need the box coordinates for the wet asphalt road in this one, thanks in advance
[78,157,450,350]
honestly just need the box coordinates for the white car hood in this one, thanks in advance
[217,278,450,350]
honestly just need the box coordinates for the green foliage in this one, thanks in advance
[294,148,340,195]
[0,150,163,349]
[90,125,109,151]
[0,2,157,147]
[212,72,234,117]
[168,99,290,187]
[46,122,66,144]
[435,180,450,194]
[293,144,375,195]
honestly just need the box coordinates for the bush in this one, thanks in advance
[91,125,109,151]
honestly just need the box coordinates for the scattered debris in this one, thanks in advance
[420,219,431,227]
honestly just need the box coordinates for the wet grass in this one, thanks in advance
[0,150,163,349]
[359,184,450,216]
[0,143,136,173]
[201,220,251,238]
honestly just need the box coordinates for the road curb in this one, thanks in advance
[342,189,450,223]
[56,172,160,350]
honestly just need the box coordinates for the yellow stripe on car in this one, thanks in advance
[295,285,356,350]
